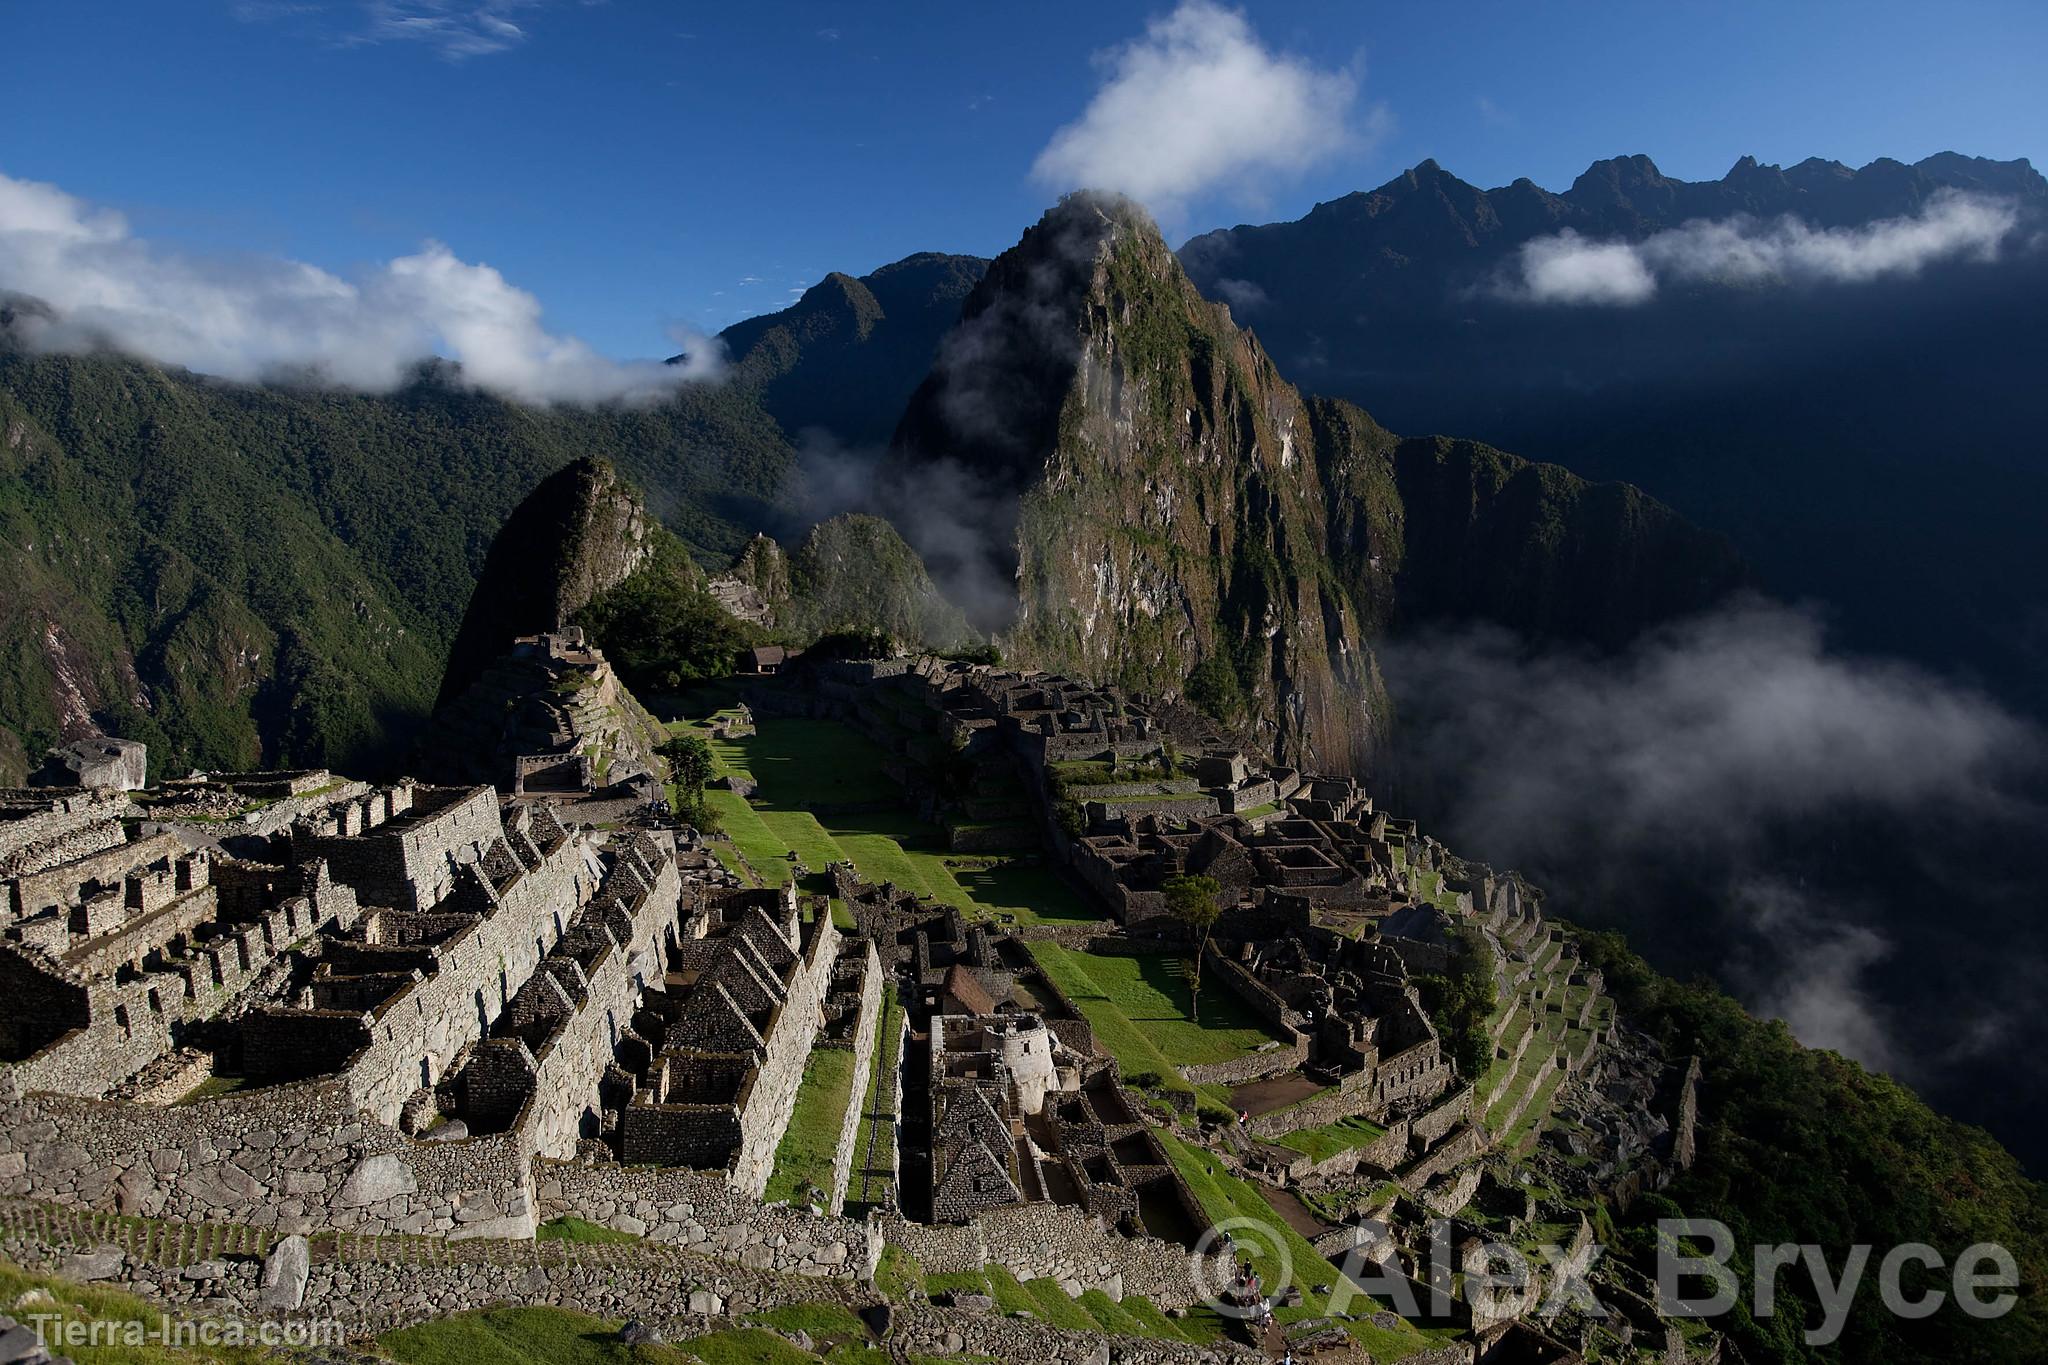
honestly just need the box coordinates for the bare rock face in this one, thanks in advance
[436,458,665,709]
[892,192,1385,774]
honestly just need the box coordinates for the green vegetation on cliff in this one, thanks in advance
[1580,929,2048,1363]
[0,347,793,778]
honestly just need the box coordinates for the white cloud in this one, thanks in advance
[1031,1,1360,213]
[1516,231,1657,305]
[1503,189,2021,305]
[1380,601,2044,1075]
[0,169,719,405]
[361,1,540,60]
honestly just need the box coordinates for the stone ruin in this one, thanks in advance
[419,628,666,801]
[602,883,850,1195]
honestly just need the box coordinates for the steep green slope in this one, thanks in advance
[0,347,794,777]
[780,513,973,648]
[1582,930,2048,1364]
[1312,399,1751,644]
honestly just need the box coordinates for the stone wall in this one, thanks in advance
[536,1161,877,1279]
[1673,1056,1701,1171]
[1412,1084,1473,1148]
[728,916,842,1197]
[0,1078,533,1240]
[826,943,883,1213]
[0,793,128,879]
[511,851,681,1159]
[336,833,599,1124]
[879,1202,1222,1308]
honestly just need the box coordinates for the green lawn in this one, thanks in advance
[764,1047,860,1205]
[923,1265,1190,1343]
[1028,943,1283,1075]
[536,1215,641,1244]
[383,1305,701,1365]
[1273,1113,1388,1163]
[711,717,901,809]
[0,1257,274,1365]
[679,714,1108,929]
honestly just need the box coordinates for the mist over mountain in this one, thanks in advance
[1179,152,2048,707]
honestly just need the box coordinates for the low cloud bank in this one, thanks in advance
[1380,600,2043,1078]
[1501,189,2022,305]
[0,169,719,405]
[1032,1,1362,213]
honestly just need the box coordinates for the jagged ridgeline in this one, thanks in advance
[889,192,1745,775]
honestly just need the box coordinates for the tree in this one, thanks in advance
[659,733,714,806]
[1161,873,1225,1023]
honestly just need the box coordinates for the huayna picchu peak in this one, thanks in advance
[889,192,1747,774]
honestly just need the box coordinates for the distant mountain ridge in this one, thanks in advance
[1178,151,2048,704]
[711,251,988,448]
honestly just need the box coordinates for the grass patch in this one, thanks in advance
[677,1327,822,1364]
[1273,1114,1388,1163]
[745,1301,867,1345]
[717,718,900,808]
[536,1215,641,1244]
[765,1046,860,1205]
[1154,1133,1436,1361]
[874,1241,921,1301]
[847,985,903,1213]
[382,1305,696,1365]
[0,1256,274,1364]
[1028,944,1282,1073]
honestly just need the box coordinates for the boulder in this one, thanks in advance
[60,1247,124,1282]
[336,1153,416,1208]
[258,1234,310,1312]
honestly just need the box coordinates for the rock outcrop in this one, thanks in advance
[436,457,671,710]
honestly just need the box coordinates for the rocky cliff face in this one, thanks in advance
[888,193,1748,777]
[436,458,671,709]
[894,193,1385,773]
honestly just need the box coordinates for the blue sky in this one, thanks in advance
[4,0,2044,362]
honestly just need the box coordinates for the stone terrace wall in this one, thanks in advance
[729,916,842,1197]
[515,852,681,1159]
[880,1202,1219,1307]
[536,1160,877,1280]
[0,1203,867,1340]
[826,943,883,1213]
[339,834,600,1124]
[0,1077,534,1240]
[1412,1084,1473,1148]
[0,793,129,878]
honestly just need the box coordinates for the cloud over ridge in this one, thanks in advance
[1381,600,2044,1077]
[1504,188,2022,305]
[1032,1,1361,213]
[0,169,718,405]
